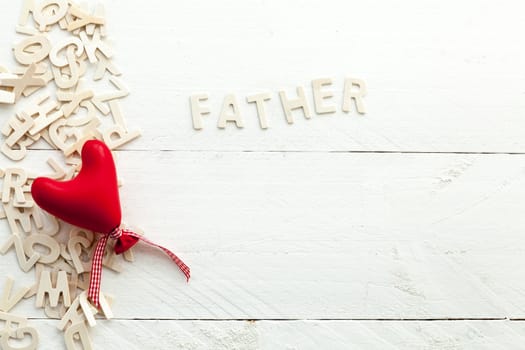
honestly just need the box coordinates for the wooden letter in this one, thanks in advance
[0,311,28,337]
[246,92,271,129]
[25,93,63,136]
[0,234,40,272]
[91,77,129,115]
[2,200,45,234]
[22,68,53,97]
[0,64,45,102]
[57,291,100,331]
[342,78,367,114]
[33,0,68,31]
[1,137,35,161]
[23,234,60,265]
[1,169,28,205]
[0,326,39,350]
[79,29,112,64]
[49,37,84,68]
[13,35,51,65]
[67,4,105,32]
[218,94,244,129]
[67,236,92,274]
[93,51,120,81]
[279,87,311,124]
[79,291,112,327]
[190,94,210,130]
[312,78,336,114]
[1,112,34,148]
[0,92,15,104]
[64,322,92,350]
[102,125,141,150]
[0,72,17,104]
[36,270,71,308]
[57,89,94,118]
[0,277,30,312]
[18,0,35,26]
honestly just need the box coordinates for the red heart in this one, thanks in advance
[32,140,122,234]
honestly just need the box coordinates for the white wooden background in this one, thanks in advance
[2,0,525,348]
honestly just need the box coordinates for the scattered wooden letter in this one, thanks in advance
[13,35,51,65]
[18,0,35,27]
[93,51,120,81]
[35,270,71,308]
[1,168,29,206]
[64,322,92,350]
[2,200,45,234]
[0,326,39,350]
[91,76,128,115]
[57,88,93,118]
[0,233,40,273]
[0,86,15,104]
[79,291,112,327]
[0,136,35,161]
[79,29,112,64]
[0,277,30,312]
[49,37,84,68]
[0,64,45,102]
[25,92,64,136]
[23,234,61,265]
[67,235,92,274]
[0,4,137,346]
[57,292,96,331]
[2,112,34,150]
[0,311,28,337]
[102,124,141,150]
[67,4,105,32]
[33,0,69,32]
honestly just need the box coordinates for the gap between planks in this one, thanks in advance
[20,148,525,155]
[23,317,521,322]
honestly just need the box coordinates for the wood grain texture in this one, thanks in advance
[60,0,525,152]
[1,0,525,349]
[1,0,525,153]
[30,319,525,349]
[2,150,525,320]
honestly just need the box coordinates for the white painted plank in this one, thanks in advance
[2,150,525,319]
[1,1,525,152]
[107,0,525,153]
[1,3,525,344]
[29,319,525,350]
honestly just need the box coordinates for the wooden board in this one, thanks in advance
[30,319,525,349]
[2,150,525,321]
[1,0,525,349]
[30,0,525,152]
[1,1,525,153]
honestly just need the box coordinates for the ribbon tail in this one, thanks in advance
[87,229,190,309]
[88,235,110,308]
[126,231,191,281]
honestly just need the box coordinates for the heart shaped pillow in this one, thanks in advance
[31,140,121,234]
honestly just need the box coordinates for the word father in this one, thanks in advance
[190,77,366,130]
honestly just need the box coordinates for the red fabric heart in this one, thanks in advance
[32,140,121,234]
[31,140,189,307]
[32,140,138,252]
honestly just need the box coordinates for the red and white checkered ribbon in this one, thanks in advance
[88,227,190,307]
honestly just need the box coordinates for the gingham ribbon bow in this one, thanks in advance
[88,227,190,307]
